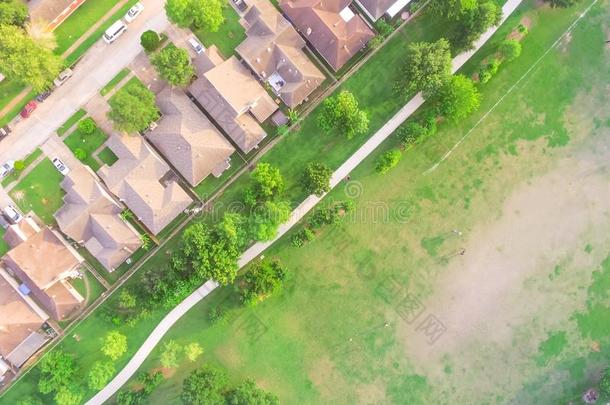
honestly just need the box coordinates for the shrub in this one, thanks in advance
[396,122,426,148]
[376,149,402,174]
[208,307,225,324]
[376,19,394,37]
[498,39,522,62]
[368,35,384,50]
[310,207,340,228]
[74,148,87,161]
[78,117,96,135]
[276,124,289,136]
[292,228,315,247]
[479,59,500,84]
[140,30,160,52]
[516,23,528,35]
[287,109,299,123]
[600,367,610,396]
[14,160,24,171]
[291,233,304,247]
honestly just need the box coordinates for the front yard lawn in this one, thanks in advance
[0,79,24,112]
[194,5,245,58]
[9,158,65,224]
[63,121,108,171]
[1,148,43,187]
[57,109,86,136]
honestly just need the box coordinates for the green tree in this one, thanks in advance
[38,350,76,395]
[54,387,83,405]
[498,39,522,62]
[140,30,161,52]
[0,24,62,91]
[74,148,87,161]
[88,361,115,390]
[318,90,369,139]
[245,163,285,204]
[108,82,159,133]
[375,149,402,174]
[0,0,28,27]
[165,0,224,32]
[240,259,286,306]
[429,0,477,19]
[160,340,182,368]
[600,367,610,396]
[226,380,279,405]
[150,44,194,86]
[451,0,502,51]
[400,39,452,98]
[184,342,204,362]
[248,200,291,241]
[118,289,137,309]
[101,330,128,361]
[302,162,332,196]
[78,117,96,134]
[435,74,481,121]
[13,159,24,171]
[181,366,228,405]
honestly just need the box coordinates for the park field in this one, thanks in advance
[116,0,610,404]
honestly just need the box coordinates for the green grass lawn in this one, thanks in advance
[100,68,131,96]
[57,109,86,136]
[0,90,36,127]
[194,5,246,58]
[0,228,10,256]
[71,270,107,307]
[97,146,119,167]
[1,148,43,187]
[0,79,24,112]
[63,123,108,171]
[8,158,65,224]
[3,1,607,403]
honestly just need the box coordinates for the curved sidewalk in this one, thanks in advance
[88,1,524,403]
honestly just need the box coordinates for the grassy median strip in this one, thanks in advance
[100,68,131,96]
[57,109,87,136]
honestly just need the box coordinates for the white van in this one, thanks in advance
[103,20,127,44]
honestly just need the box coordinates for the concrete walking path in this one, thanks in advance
[87,1,524,403]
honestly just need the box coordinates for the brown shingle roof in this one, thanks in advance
[355,0,396,20]
[97,135,193,235]
[189,50,278,153]
[236,0,325,107]
[148,87,235,186]
[0,272,45,358]
[280,0,375,71]
[55,168,143,272]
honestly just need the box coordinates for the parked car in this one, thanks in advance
[103,20,127,44]
[20,101,37,118]
[124,2,144,23]
[3,205,23,224]
[36,90,52,102]
[53,68,73,87]
[52,157,70,175]
[0,125,10,139]
[188,37,204,54]
[0,161,14,178]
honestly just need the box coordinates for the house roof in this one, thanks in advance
[4,228,81,290]
[280,0,375,71]
[355,0,397,20]
[148,87,235,186]
[189,49,277,153]
[55,168,143,271]
[236,0,325,107]
[0,272,45,359]
[97,135,193,235]
[3,218,41,250]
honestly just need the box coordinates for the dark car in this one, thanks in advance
[0,124,10,139]
[20,100,37,118]
[36,91,52,102]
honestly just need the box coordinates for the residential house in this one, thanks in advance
[0,270,48,373]
[355,0,413,21]
[148,87,235,186]
[55,167,143,272]
[2,218,84,321]
[97,135,193,235]
[280,0,375,71]
[189,46,278,153]
[236,0,325,108]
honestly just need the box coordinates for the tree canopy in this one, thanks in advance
[0,0,28,27]
[150,44,194,86]
[225,380,280,405]
[376,149,402,174]
[400,39,452,98]
[88,361,115,390]
[101,330,128,361]
[450,0,502,51]
[435,74,480,121]
[140,30,161,52]
[429,0,477,19]
[240,259,287,306]
[165,0,224,32]
[245,163,285,205]
[108,82,159,133]
[38,351,77,395]
[302,162,333,196]
[318,90,369,139]
[248,200,291,241]
[0,24,62,91]
[181,366,228,405]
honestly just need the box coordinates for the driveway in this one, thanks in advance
[0,0,170,164]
